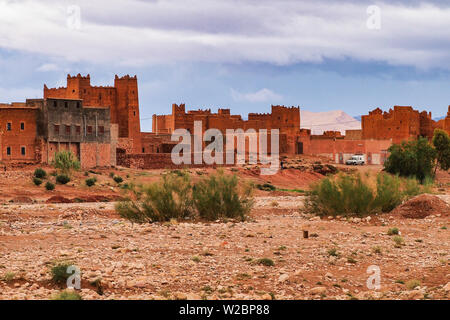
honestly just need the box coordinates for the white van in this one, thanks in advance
[346,155,365,165]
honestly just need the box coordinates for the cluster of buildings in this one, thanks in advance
[0,74,449,168]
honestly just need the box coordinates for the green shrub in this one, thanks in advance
[116,172,193,223]
[432,129,450,172]
[85,178,97,187]
[33,177,43,186]
[306,174,375,217]
[373,173,403,212]
[255,258,275,266]
[193,171,254,221]
[113,176,123,184]
[50,262,73,284]
[56,174,70,185]
[52,290,82,300]
[34,168,47,179]
[387,227,399,235]
[45,182,55,191]
[256,183,276,191]
[52,151,80,175]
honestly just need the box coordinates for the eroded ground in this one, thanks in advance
[0,161,449,300]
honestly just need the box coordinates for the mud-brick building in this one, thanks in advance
[0,102,39,162]
[36,98,115,167]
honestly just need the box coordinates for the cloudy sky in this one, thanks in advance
[1,0,450,130]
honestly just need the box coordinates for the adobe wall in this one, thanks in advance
[80,143,111,168]
[344,129,362,140]
[0,106,39,162]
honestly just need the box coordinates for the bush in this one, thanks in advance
[306,174,375,217]
[52,151,80,175]
[255,258,275,266]
[113,176,123,184]
[256,183,276,191]
[387,227,399,235]
[116,172,193,223]
[45,182,55,191]
[432,129,450,172]
[52,290,82,300]
[193,171,254,221]
[50,262,73,284]
[373,173,403,212]
[85,178,97,187]
[33,177,43,186]
[306,172,434,217]
[56,174,70,185]
[384,137,436,182]
[34,168,47,179]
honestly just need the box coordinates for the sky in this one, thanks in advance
[0,0,450,131]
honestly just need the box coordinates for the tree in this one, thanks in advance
[384,137,436,182]
[432,129,450,173]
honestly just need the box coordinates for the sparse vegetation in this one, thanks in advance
[52,290,82,300]
[193,170,254,221]
[33,177,43,186]
[52,151,80,175]
[85,177,97,187]
[306,172,433,217]
[327,248,339,257]
[256,183,276,191]
[56,174,70,185]
[50,261,73,284]
[2,272,16,282]
[255,258,274,266]
[393,236,405,247]
[45,181,55,191]
[387,227,399,235]
[405,279,421,290]
[34,168,47,179]
[113,176,124,184]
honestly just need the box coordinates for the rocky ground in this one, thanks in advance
[0,194,448,300]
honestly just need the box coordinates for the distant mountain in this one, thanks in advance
[354,115,362,122]
[301,110,361,135]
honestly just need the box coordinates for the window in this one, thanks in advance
[98,126,104,135]
[133,111,136,116]
[76,126,81,134]
[142,147,145,153]
[20,122,25,131]
[99,93,102,100]
[54,124,60,134]
[76,102,81,108]
[87,126,93,134]
[21,147,26,156]
[64,102,68,108]
[6,147,11,156]
[53,101,57,107]
[65,125,71,134]
[7,122,11,131]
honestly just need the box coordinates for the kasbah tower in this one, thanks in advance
[44,74,142,153]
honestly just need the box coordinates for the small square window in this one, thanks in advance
[98,126,104,134]
[54,125,60,134]
[21,147,26,156]
[65,125,71,134]
[87,126,93,134]
[76,126,81,134]
[20,122,25,130]
[6,147,11,156]
[142,147,145,153]
[7,122,11,131]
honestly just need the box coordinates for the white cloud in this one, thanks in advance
[0,0,450,69]
[0,87,41,102]
[231,88,283,103]
[36,63,59,72]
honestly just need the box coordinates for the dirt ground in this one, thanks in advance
[0,160,448,300]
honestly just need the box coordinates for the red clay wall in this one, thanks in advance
[80,143,111,168]
[0,107,38,162]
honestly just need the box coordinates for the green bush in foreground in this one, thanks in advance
[33,177,43,186]
[116,171,254,223]
[193,171,254,221]
[116,172,193,223]
[113,176,123,184]
[306,172,433,217]
[50,262,73,284]
[52,151,80,175]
